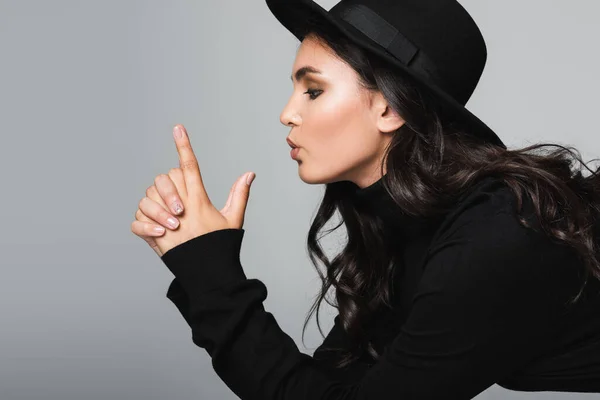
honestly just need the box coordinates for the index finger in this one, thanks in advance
[173,124,208,203]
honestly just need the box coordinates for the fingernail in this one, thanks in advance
[153,226,165,234]
[167,217,179,229]
[173,125,182,139]
[172,201,183,214]
[246,173,255,186]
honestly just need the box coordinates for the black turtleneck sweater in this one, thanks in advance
[160,175,600,399]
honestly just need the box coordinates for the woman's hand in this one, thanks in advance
[131,124,256,257]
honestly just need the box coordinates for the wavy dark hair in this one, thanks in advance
[295,18,600,369]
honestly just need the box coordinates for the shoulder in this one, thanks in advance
[432,175,549,246]
[421,176,583,300]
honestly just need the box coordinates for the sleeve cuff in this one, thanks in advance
[160,228,248,297]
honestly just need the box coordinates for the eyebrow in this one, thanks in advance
[290,66,323,83]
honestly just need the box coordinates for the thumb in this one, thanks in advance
[228,172,255,226]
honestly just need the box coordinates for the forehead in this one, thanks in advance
[297,36,330,57]
[291,37,348,80]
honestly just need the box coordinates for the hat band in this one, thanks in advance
[331,3,447,101]
[333,4,418,66]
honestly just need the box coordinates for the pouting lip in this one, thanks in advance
[286,137,298,149]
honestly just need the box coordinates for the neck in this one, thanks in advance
[348,174,442,242]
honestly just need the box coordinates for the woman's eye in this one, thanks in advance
[304,88,323,100]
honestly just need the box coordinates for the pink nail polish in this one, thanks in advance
[173,126,182,139]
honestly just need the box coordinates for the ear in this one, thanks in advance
[370,92,405,133]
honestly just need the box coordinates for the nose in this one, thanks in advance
[280,110,296,127]
[280,113,301,130]
[279,96,299,127]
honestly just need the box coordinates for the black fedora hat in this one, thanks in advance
[266,0,507,149]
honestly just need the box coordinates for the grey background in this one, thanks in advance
[1,0,599,399]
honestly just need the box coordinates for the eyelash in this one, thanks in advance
[304,88,323,100]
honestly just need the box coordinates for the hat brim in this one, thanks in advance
[266,0,506,149]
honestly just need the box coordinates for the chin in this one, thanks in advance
[297,163,344,185]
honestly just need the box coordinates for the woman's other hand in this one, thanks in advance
[131,170,186,257]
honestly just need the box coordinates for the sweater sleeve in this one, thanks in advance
[165,276,370,384]
[160,212,582,400]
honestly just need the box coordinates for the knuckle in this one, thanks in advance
[139,196,153,211]
[168,167,181,176]
[158,209,172,223]
[132,221,145,236]
[179,142,192,151]
[180,159,198,170]
[154,174,167,184]
[136,209,150,222]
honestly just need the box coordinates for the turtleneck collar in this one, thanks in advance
[348,174,506,244]
[348,175,444,242]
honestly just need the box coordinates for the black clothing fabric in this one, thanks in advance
[160,175,600,399]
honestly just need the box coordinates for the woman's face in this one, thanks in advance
[280,35,405,189]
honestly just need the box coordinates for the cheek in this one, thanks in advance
[300,90,378,170]
[308,96,366,146]
[328,111,374,156]
[307,121,378,175]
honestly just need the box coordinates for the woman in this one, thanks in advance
[131,0,600,398]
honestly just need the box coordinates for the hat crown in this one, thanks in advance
[328,0,487,105]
